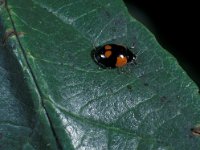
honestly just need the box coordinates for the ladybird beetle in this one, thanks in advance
[92,44,136,68]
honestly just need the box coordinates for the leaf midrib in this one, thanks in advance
[5,1,63,149]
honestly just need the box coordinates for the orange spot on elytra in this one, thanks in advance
[105,50,112,58]
[105,45,112,50]
[116,55,127,67]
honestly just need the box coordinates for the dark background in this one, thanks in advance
[124,0,199,87]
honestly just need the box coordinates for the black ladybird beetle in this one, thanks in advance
[92,44,136,68]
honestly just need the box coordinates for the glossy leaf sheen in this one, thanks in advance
[0,0,200,149]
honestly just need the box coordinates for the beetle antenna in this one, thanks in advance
[129,41,144,57]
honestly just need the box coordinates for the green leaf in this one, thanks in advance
[0,19,58,150]
[0,31,56,150]
[1,0,200,149]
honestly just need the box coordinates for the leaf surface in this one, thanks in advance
[1,0,200,149]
